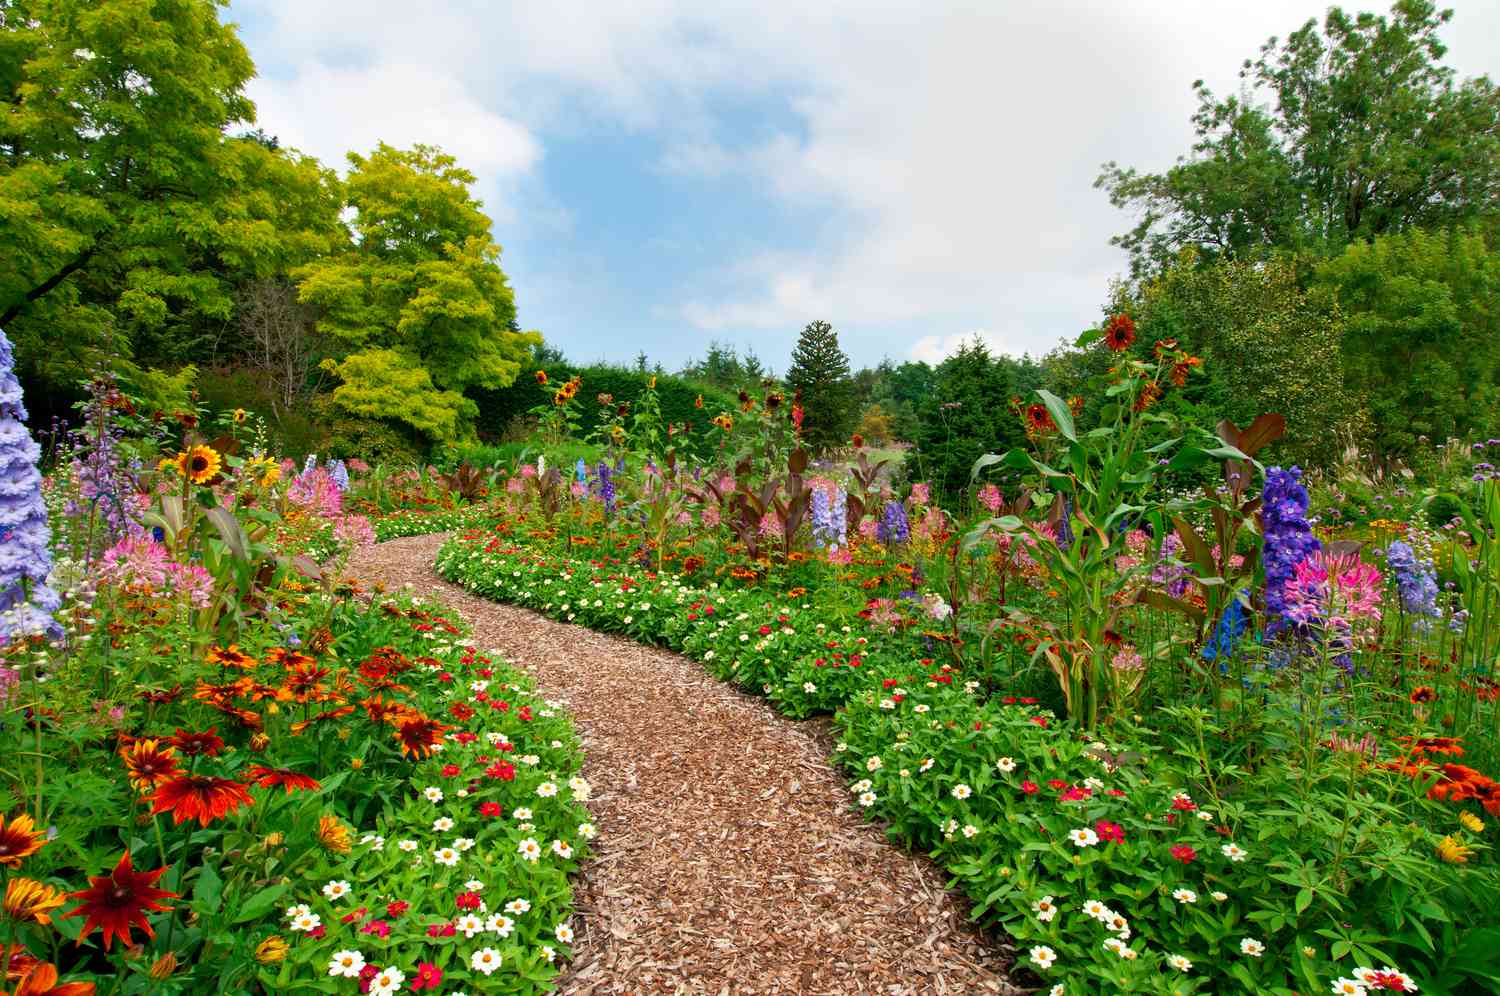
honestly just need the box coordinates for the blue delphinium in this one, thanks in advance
[1202,596,1249,667]
[328,458,350,492]
[575,457,588,484]
[1055,497,1074,550]
[595,462,616,516]
[1385,540,1439,629]
[810,486,847,549]
[302,454,318,477]
[1261,466,1321,638]
[0,329,62,643]
[876,500,909,546]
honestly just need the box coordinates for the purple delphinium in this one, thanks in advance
[1385,540,1439,629]
[595,462,616,516]
[0,329,62,643]
[1261,466,1321,639]
[67,377,134,544]
[877,499,909,546]
[810,486,847,549]
[328,458,350,492]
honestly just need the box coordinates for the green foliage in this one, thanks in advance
[914,338,1038,497]
[294,144,541,443]
[1313,226,1500,464]
[785,319,856,453]
[678,338,772,390]
[1098,0,1500,278]
[0,0,344,389]
[309,394,425,465]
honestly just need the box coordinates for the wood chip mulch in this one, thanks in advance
[348,534,1018,995]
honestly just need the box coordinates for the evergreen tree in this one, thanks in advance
[785,320,856,453]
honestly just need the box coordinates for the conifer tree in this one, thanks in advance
[785,320,855,453]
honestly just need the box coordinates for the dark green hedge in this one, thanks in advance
[469,365,740,460]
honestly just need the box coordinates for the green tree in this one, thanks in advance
[1098,0,1500,278]
[0,0,343,388]
[1313,226,1500,463]
[295,143,541,443]
[915,338,1036,497]
[784,319,855,452]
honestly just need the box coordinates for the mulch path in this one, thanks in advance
[348,534,1016,995]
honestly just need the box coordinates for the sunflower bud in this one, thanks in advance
[255,935,289,964]
[149,953,178,980]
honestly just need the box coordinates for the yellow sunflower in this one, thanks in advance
[183,445,222,484]
[232,408,248,423]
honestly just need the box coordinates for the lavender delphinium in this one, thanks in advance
[328,458,350,492]
[877,499,909,547]
[1385,540,1440,629]
[0,329,62,643]
[810,486,848,549]
[67,376,134,546]
[595,462,616,516]
[1261,466,1321,639]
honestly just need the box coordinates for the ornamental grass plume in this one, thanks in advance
[0,328,62,644]
[1261,466,1321,639]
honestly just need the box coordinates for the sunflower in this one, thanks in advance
[534,370,548,385]
[232,408,248,424]
[4,877,65,925]
[0,812,46,868]
[1024,403,1055,435]
[395,716,448,759]
[9,960,96,996]
[148,775,254,826]
[552,390,567,407]
[316,814,351,853]
[156,455,185,476]
[118,739,181,793]
[1102,313,1136,352]
[1132,380,1162,413]
[183,445,221,484]
[1169,355,1203,386]
[63,851,177,952]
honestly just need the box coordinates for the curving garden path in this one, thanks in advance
[348,534,1014,995]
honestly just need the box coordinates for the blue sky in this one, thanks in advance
[227,0,1500,374]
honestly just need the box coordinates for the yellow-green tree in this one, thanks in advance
[296,144,540,443]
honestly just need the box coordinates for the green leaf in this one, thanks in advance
[232,882,290,925]
[1036,389,1076,442]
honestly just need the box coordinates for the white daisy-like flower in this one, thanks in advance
[962,824,979,838]
[1103,937,1126,957]
[486,912,515,936]
[368,968,405,996]
[913,703,929,714]
[517,837,542,862]
[290,912,321,932]
[578,822,597,839]
[1029,945,1057,970]
[537,781,558,798]
[327,950,365,978]
[951,783,972,800]
[285,903,311,920]
[1240,937,1265,957]
[321,880,351,901]
[1222,842,1248,862]
[1172,888,1197,904]
[505,898,532,915]
[471,947,502,975]
[858,791,878,807]
[1032,896,1057,922]
[513,807,533,820]
[1196,810,1214,822]
[1330,980,1368,996]
[397,839,418,852]
[552,839,574,859]
[453,836,476,852]
[423,786,444,803]
[1211,890,1229,902]
[1049,986,1064,996]
[1167,954,1192,972]
[996,757,1016,774]
[541,946,557,963]
[919,758,934,772]
[465,879,485,892]
[568,776,591,799]
[433,817,454,832]
[1068,827,1100,847]
[556,922,575,943]
[456,914,485,938]
[866,756,883,772]
[434,847,460,866]
[1082,899,1108,920]
[851,779,872,793]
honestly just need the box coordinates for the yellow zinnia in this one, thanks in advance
[317,814,351,854]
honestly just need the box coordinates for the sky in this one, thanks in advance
[226,0,1500,374]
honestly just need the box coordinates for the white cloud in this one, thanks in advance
[909,330,1010,364]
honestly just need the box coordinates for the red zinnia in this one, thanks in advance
[411,962,443,990]
[244,766,321,795]
[479,801,503,817]
[148,775,254,826]
[1020,780,1039,795]
[1169,844,1197,864]
[1094,820,1125,843]
[63,851,178,951]
[1103,313,1136,352]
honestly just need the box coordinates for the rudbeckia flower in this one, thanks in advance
[63,851,178,951]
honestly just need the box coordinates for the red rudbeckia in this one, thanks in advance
[148,775,254,826]
[63,851,178,951]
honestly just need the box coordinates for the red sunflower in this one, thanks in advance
[1103,313,1136,352]
[63,850,178,951]
[244,766,321,795]
[148,775,254,826]
[1024,403,1055,435]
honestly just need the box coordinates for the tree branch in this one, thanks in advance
[0,246,97,327]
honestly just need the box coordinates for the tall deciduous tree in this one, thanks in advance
[784,319,855,453]
[1097,0,1500,278]
[0,0,343,388]
[295,144,541,443]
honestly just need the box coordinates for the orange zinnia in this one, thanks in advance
[148,775,254,826]
[0,813,46,868]
[118,739,181,793]
[63,851,177,952]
